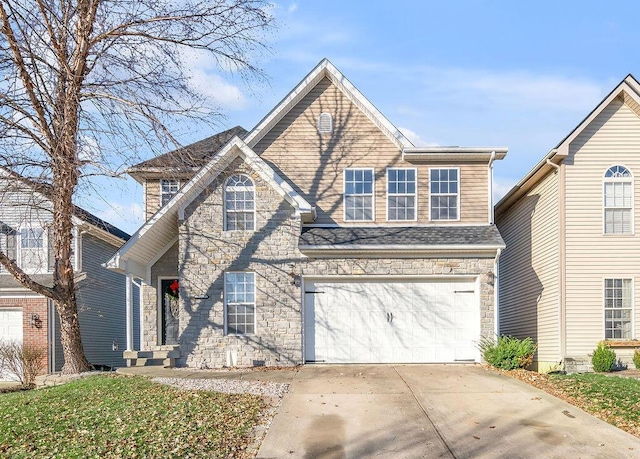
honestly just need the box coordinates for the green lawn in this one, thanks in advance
[547,373,640,435]
[0,375,265,458]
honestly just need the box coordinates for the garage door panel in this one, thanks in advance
[0,308,23,381]
[305,279,479,364]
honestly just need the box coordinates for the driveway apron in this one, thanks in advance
[256,364,640,459]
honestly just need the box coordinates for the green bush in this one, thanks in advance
[478,335,537,370]
[634,349,640,370]
[591,342,616,373]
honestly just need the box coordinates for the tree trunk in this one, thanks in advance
[56,299,91,374]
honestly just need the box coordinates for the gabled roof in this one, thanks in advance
[107,136,314,280]
[299,225,504,256]
[127,126,248,182]
[495,74,640,217]
[0,168,129,244]
[243,58,414,151]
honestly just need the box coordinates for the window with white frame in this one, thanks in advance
[604,278,632,339]
[344,168,374,221]
[20,227,45,273]
[160,179,179,206]
[430,168,459,220]
[225,272,256,335]
[387,168,416,221]
[224,175,255,231]
[604,165,633,234]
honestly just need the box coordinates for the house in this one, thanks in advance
[0,170,138,379]
[496,75,640,373]
[107,59,507,368]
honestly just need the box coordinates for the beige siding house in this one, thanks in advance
[108,59,507,369]
[496,75,640,372]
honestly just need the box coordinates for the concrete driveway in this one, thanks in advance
[257,365,640,459]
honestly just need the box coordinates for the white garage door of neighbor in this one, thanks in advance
[0,308,23,381]
[304,279,478,364]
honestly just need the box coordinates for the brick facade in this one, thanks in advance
[161,157,496,368]
[0,297,49,374]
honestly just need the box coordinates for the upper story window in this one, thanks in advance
[387,168,417,221]
[344,168,374,221]
[318,113,333,134]
[161,179,179,206]
[604,278,632,339]
[430,168,459,221]
[604,165,633,234]
[19,227,45,273]
[225,271,256,335]
[225,174,255,231]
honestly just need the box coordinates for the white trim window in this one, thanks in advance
[430,168,459,221]
[318,113,333,134]
[604,278,633,339]
[387,168,417,221]
[160,179,179,206]
[344,168,374,221]
[224,174,255,231]
[603,165,633,234]
[19,227,45,273]
[225,272,256,335]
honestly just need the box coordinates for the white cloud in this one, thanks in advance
[94,201,144,234]
[493,176,518,204]
[398,127,440,147]
[180,49,247,110]
[287,3,298,13]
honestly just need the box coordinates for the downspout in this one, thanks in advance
[546,158,566,364]
[125,263,134,352]
[494,248,502,338]
[488,151,496,224]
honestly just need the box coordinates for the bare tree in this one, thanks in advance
[0,0,272,373]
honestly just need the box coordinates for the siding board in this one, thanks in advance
[497,171,560,364]
[565,99,640,356]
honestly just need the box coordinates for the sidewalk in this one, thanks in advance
[116,365,299,383]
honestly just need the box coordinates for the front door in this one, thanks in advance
[160,279,179,345]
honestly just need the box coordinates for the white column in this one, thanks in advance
[125,272,134,351]
[139,280,145,351]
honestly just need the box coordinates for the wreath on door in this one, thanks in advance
[165,280,180,319]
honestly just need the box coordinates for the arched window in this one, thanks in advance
[318,113,333,134]
[604,165,633,234]
[225,174,255,231]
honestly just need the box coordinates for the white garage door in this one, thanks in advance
[0,308,23,381]
[304,278,478,363]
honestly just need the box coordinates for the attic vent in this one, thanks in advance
[318,113,333,134]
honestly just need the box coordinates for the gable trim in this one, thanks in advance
[243,58,413,151]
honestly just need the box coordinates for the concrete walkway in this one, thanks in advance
[256,365,640,459]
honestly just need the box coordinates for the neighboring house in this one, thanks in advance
[107,59,507,368]
[496,75,640,373]
[0,170,138,379]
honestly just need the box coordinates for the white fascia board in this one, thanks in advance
[556,80,638,155]
[402,148,508,162]
[298,247,501,259]
[244,58,413,151]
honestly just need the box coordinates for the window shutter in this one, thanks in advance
[6,230,16,262]
[48,227,55,272]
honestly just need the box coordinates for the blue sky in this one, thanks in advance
[84,1,640,234]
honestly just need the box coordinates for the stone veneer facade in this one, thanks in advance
[142,156,498,369]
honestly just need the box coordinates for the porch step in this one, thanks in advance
[123,349,180,368]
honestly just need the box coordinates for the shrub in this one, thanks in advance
[634,349,640,370]
[478,335,537,370]
[0,340,47,388]
[591,342,616,373]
